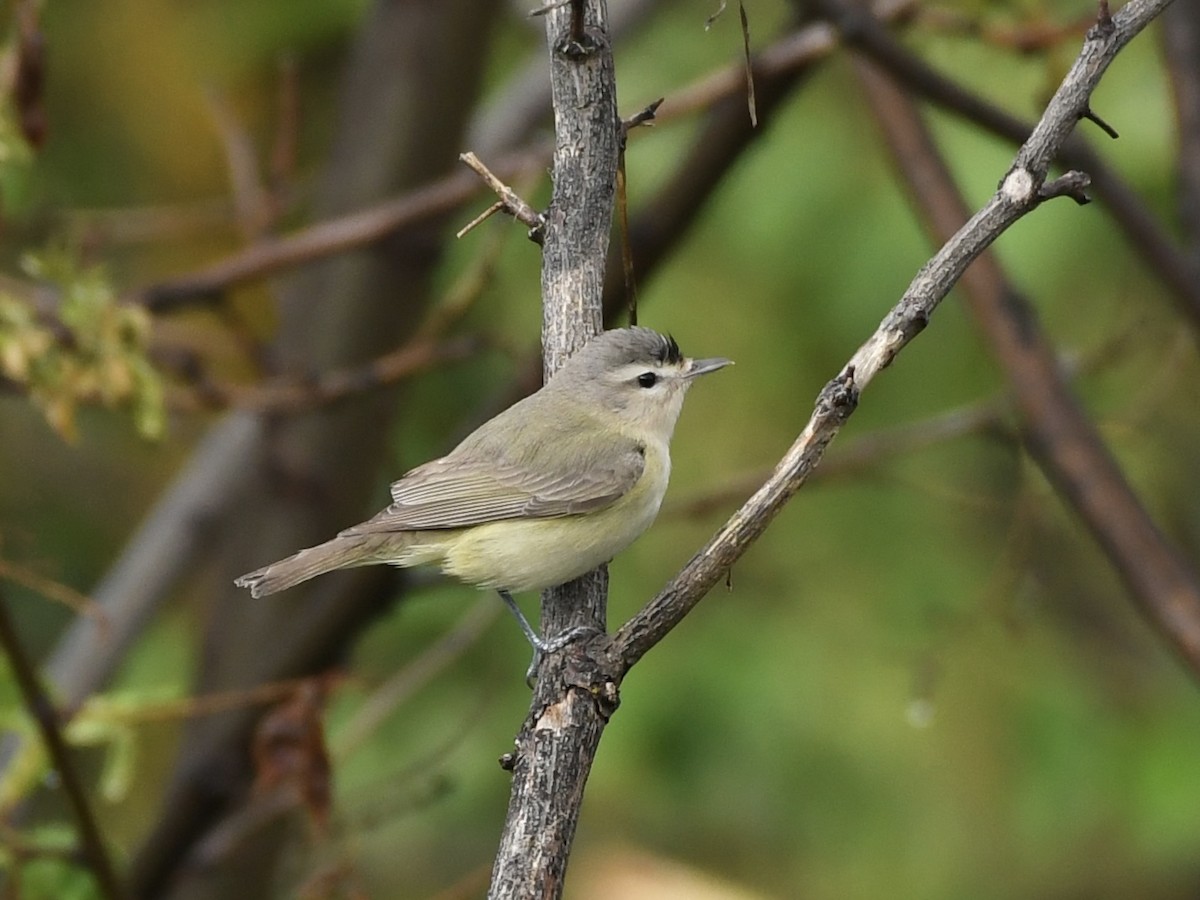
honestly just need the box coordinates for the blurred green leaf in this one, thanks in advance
[1,248,164,440]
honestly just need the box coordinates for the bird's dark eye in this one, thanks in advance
[637,372,658,388]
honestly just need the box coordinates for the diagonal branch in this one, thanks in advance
[852,45,1200,675]
[0,587,125,899]
[167,334,483,415]
[610,0,1176,668]
[137,147,548,312]
[136,2,911,314]
[816,0,1200,334]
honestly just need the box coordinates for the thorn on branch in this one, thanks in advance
[1088,0,1115,40]
[1081,104,1119,139]
[1039,171,1092,205]
[457,152,545,245]
[455,201,505,240]
[533,0,603,58]
[621,98,664,138]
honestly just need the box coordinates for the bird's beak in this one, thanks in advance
[685,356,733,378]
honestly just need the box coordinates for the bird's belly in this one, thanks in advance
[438,467,667,593]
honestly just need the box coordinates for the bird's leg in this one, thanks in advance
[496,590,600,686]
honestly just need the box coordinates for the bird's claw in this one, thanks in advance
[525,624,603,687]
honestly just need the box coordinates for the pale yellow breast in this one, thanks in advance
[431,438,671,593]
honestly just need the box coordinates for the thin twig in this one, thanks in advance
[914,6,1093,52]
[167,334,483,415]
[666,398,1011,519]
[0,586,125,899]
[138,146,551,310]
[620,97,663,133]
[617,100,664,324]
[1081,104,1120,139]
[0,558,109,628]
[458,151,546,242]
[705,0,728,30]
[662,0,914,126]
[739,1,757,126]
[203,87,272,241]
[455,200,505,239]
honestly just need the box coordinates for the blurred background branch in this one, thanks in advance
[851,36,1200,675]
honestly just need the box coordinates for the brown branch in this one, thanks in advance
[457,151,545,241]
[815,0,1200,334]
[137,146,550,311]
[609,0,1174,669]
[738,1,757,126]
[659,0,914,127]
[0,558,108,628]
[616,100,663,325]
[621,97,663,133]
[600,0,919,327]
[128,3,505,894]
[203,87,272,241]
[267,54,300,212]
[666,398,1011,519]
[135,3,913,315]
[1163,2,1200,250]
[167,334,483,415]
[852,44,1200,674]
[0,586,125,899]
[914,6,1094,52]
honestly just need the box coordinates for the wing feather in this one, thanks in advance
[347,429,645,534]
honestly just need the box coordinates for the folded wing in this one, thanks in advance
[347,433,645,533]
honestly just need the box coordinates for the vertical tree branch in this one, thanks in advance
[489,1,621,898]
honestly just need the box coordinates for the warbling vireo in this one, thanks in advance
[235,327,731,656]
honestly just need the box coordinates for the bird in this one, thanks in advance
[235,326,731,662]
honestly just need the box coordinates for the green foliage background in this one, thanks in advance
[1,0,1199,897]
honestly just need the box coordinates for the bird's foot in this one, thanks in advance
[525,624,604,688]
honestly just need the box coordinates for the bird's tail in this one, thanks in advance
[234,534,380,598]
